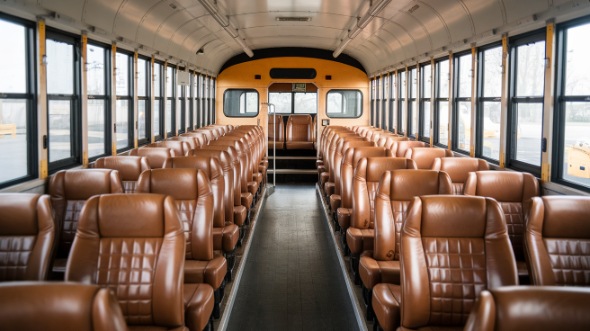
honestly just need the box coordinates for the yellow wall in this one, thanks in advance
[216,57,370,140]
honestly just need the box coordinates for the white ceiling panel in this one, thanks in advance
[4,0,590,75]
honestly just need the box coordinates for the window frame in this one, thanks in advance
[452,50,473,155]
[86,41,111,161]
[114,49,134,152]
[46,29,82,172]
[326,89,363,119]
[0,14,38,188]
[419,61,432,142]
[397,69,407,135]
[223,88,259,118]
[434,57,450,147]
[136,55,150,146]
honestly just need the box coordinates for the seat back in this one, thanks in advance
[340,146,392,209]
[404,147,453,169]
[286,114,314,149]
[93,156,150,193]
[376,135,407,149]
[432,157,489,194]
[374,169,452,261]
[49,169,123,261]
[525,196,590,286]
[392,140,427,157]
[331,139,374,195]
[157,140,191,156]
[0,194,54,281]
[129,146,175,169]
[136,169,214,261]
[465,286,590,331]
[0,282,128,331]
[351,158,418,231]
[464,171,539,262]
[181,131,209,147]
[164,156,230,226]
[65,193,185,328]
[168,135,199,152]
[268,114,285,149]
[400,195,518,329]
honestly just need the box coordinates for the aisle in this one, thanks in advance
[226,184,358,331]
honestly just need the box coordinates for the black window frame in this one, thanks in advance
[223,88,259,118]
[419,61,432,143]
[86,41,112,161]
[434,57,450,147]
[326,89,363,118]
[136,55,151,146]
[452,50,473,155]
[115,49,134,153]
[0,13,38,188]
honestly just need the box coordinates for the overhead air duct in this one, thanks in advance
[198,0,254,57]
[333,0,392,58]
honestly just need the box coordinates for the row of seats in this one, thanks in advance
[267,114,315,150]
[0,123,269,330]
[315,125,590,330]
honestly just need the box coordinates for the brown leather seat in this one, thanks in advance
[163,156,240,281]
[93,156,150,193]
[0,282,128,331]
[357,169,452,320]
[318,129,355,187]
[286,114,314,149]
[465,286,590,331]
[129,146,175,169]
[376,134,407,150]
[525,196,590,286]
[168,136,200,153]
[136,168,227,319]
[324,135,369,199]
[372,195,518,331]
[404,147,454,169]
[182,132,209,148]
[391,140,427,157]
[157,140,192,156]
[48,169,123,275]
[65,193,214,331]
[211,137,260,201]
[268,114,285,150]
[464,170,539,282]
[337,146,392,252]
[431,157,489,194]
[0,193,54,281]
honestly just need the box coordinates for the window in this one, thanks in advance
[224,89,259,117]
[454,52,472,154]
[371,79,376,126]
[375,77,381,127]
[420,63,432,140]
[203,76,210,125]
[177,83,186,134]
[153,61,163,140]
[409,67,418,138]
[388,73,396,133]
[47,32,81,170]
[115,51,132,151]
[87,43,109,159]
[0,16,35,187]
[210,78,216,124]
[556,20,590,190]
[165,65,175,135]
[435,59,450,146]
[398,70,407,134]
[137,57,150,144]
[326,90,362,118]
[382,76,388,129]
[294,92,317,114]
[477,45,502,162]
[509,33,545,173]
[190,73,197,130]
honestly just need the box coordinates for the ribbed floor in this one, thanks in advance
[226,184,358,331]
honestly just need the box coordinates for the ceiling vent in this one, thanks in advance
[276,16,312,22]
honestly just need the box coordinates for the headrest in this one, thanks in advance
[81,193,180,238]
[351,147,390,165]
[163,156,223,180]
[157,140,189,156]
[181,132,208,146]
[0,194,48,235]
[341,140,374,154]
[191,149,232,169]
[361,157,417,182]
[288,114,312,124]
[50,169,123,200]
[132,147,174,168]
[168,136,198,150]
[137,168,211,201]
[393,140,427,157]
[202,144,238,161]
[465,171,539,202]
[380,169,453,200]
[432,157,489,183]
[94,156,150,181]
[534,196,590,238]
[405,147,452,169]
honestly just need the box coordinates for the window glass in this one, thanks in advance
[154,63,161,97]
[458,54,471,98]
[421,64,432,139]
[422,101,431,138]
[565,24,590,95]
[223,89,259,117]
[457,101,471,152]
[481,101,501,160]
[410,68,418,136]
[326,90,362,118]
[167,67,173,97]
[516,42,545,97]
[138,58,147,97]
[438,101,449,145]
[422,64,431,98]
[269,93,292,113]
[48,100,72,162]
[399,71,407,134]
[87,45,105,95]
[514,103,543,165]
[0,99,28,182]
[0,20,26,93]
[138,100,147,140]
[166,99,173,132]
[294,93,317,114]
[88,99,105,158]
[116,100,129,148]
[436,59,449,146]
[115,53,129,96]
[478,46,502,161]
[154,99,161,137]
[438,59,449,98]
[47,39,74,95]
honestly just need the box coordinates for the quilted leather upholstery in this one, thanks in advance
[0,194,54,281]
[431,157,489,195]
[525,196,590,286]
[94,156,150,193]
[404,147,454,169]
[286,114,314,149]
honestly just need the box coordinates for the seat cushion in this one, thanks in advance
[373,283,401,331]
[184,283,214,331]
[359,254,401,290]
